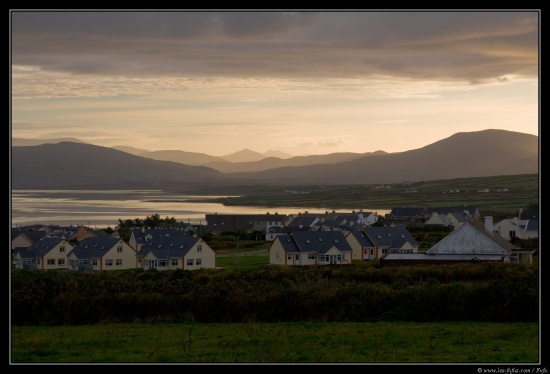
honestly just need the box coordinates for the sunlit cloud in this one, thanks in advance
[10,11,539,156]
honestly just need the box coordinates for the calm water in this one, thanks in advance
[11,190,390,228]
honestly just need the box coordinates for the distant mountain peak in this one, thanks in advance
[222,148,266,163]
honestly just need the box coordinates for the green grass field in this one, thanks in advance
[10,321,539,363]
[176,174,539,216]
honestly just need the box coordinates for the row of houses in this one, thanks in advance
[12,211,536,271]
[14,233,217,272]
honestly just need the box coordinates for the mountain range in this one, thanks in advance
[11,129,539,189]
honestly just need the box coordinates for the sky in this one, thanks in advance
[10,10,539,157]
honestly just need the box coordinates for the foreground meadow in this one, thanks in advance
[11,321,539,364]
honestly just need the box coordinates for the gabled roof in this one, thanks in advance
[16,237,70,259]
[346,230,375,248]
[361,226,419,249]
[389,207,425,218]
[68,237,126,259]
[426,220,517,255]
[11,229,48,243]
[136,236,202,258]
[447,211,473,223]
[287,231,352,254]
[286,216,318,228]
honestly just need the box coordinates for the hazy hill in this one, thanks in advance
[10,129,539,189]
[203,151,387,173]
[11,142,224,189]
[138,150,228,165]
[224,129,539,185]
[112,145,151,156]
[12,137,87,146]
[221,148,266,163]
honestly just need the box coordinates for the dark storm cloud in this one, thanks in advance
[11,10,538,82]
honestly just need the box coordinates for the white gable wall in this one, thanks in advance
[427,224,510,255]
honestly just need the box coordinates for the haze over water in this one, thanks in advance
[11,190,390,228]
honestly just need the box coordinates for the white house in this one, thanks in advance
[14,237,74,270]
[67,237,137,271]
[136,236,216,270]
[269,231,352,266]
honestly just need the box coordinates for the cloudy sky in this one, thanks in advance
[10,10,539,156]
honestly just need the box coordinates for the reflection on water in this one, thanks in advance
[11,190,389,228]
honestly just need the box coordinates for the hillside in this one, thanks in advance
[11,142,225,189]
[10,129,539,189]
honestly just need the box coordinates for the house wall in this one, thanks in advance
[494,219,518,241]
[183,240,216,270]
[394,241,418,254]
[40,242,70,270]
[100,241,137,270]
[300,252,317,266]
[269,239,286,265]
[346,234,363,260]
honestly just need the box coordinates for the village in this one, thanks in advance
[11,205,539,271]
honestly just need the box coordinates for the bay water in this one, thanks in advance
[11,189,390,228]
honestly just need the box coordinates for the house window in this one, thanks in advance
[92,259,98,266]
[157,260,168,268]
[308,254,315,260]
[197,245,202,252]
[117,246,123,253]
[116,259,123,266]
[196,258,202,266]
[510,231,516,238]
[47,259,55,265]
[105,259,113,266]
[370,249,374,256]
[287,255,291,261]
[171,259,178,266]
[187,259,194,266]
[59,246,65,253]
[57,258,65,266]
[382,249,388,254]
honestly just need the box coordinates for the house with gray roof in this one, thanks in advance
[269,231,352,266]
[11,229,48,250]
[13,237,74,270]
[136,235,216,270]
[129,227,189,251]
[204,213,288,235]
[380,217,535,266]
[493,208,539,241]
[386,205,480,228]
[67,237,137,271]
[346,226,419,261]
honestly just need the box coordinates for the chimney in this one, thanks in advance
[484,216,493,233]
